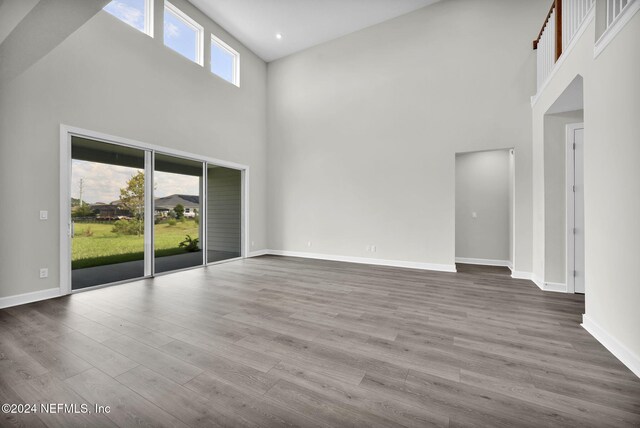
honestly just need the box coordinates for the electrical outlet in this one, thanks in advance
[40,210,48,220]
[251,241,255,247]
[307,241,312,247]
[39,268,48,278]
[371,245,376,252]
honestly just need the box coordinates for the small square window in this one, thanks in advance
[211,35,240,86]
[164,1,204,66]
[104,0,153,36]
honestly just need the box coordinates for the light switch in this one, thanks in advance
[40,210,48,220]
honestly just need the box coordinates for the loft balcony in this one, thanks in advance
[533,0,638,99]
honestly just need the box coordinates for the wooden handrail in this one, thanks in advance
[532,0,563,61]
[533,1,555,50]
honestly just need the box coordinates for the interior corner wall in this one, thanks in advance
[544,110,584,284]
[0,1,268,299]
[455,150,510,262]
[532,13,640,365]
[0,0,39,44]
[267,0,549,270]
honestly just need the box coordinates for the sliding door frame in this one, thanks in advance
[60,124,249,295]
[145,151,154,277]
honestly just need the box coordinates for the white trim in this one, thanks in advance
[511,270,533,280]
[59,124,249,294]
[210,33,240,87]
[267,250,457,273]
[532,274,545,290]
[164,0,204,66]
[595,0,640,58]
[566,123,584,294]
[201,163,207,264]
[145,0,154,38]
[241,168,249,258]
[531,6,595,106]
[542,281,567,292]
[60,127,72,296]
[455,257,511,267]
[530,273,568,293]
[0,288,62,309]
[61,125,248,170]
[510,148,516,273]
[248,249,269,257]
[144,150,154,276]
[582,314,640,378]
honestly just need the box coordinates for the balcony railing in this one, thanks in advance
[564,0,596,49]
[607,0,632,27]
[533,0,595,91]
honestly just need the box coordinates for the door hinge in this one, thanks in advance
[573,185,576,192]
[573,143,576,150]
[573,227,577,234]
[573,270,577,277]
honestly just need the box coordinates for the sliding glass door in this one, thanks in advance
[67,134,244,291]
[71,137,148,290]
[154,154,204,273]
[206,165,241,263]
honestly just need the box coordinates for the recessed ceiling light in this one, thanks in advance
[275,33,283,40]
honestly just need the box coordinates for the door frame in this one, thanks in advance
[60,124,249,295]
[565,122,584,294]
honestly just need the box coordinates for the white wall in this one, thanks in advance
[543,110,584,284]
[0,0,268,299]
[455,150,510,262]
[267,0,548,270]
[0,0,39,44]
[532,11,640,370]
[586,13,640,370]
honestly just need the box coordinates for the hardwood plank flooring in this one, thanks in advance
[0,256,638,427]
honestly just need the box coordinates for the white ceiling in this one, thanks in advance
[189,0,440,62]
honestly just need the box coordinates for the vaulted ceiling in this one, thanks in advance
[189,0,441,62]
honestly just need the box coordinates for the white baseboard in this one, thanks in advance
[542,281,567,293]
[532,274,545,290]
[0,287,62,309]
[268,250,457,273]
[529,273,568,293]
[511,270,532,280]
[247,249,269,257]
[582,314,640,379]
[455,257,511,267]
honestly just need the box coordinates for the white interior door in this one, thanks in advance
[572,127,585,294]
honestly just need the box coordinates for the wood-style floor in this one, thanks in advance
[1,256,639,427]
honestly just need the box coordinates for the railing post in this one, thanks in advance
[555,0,563,61]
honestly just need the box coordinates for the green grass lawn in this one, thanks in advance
[72,220,199,269]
